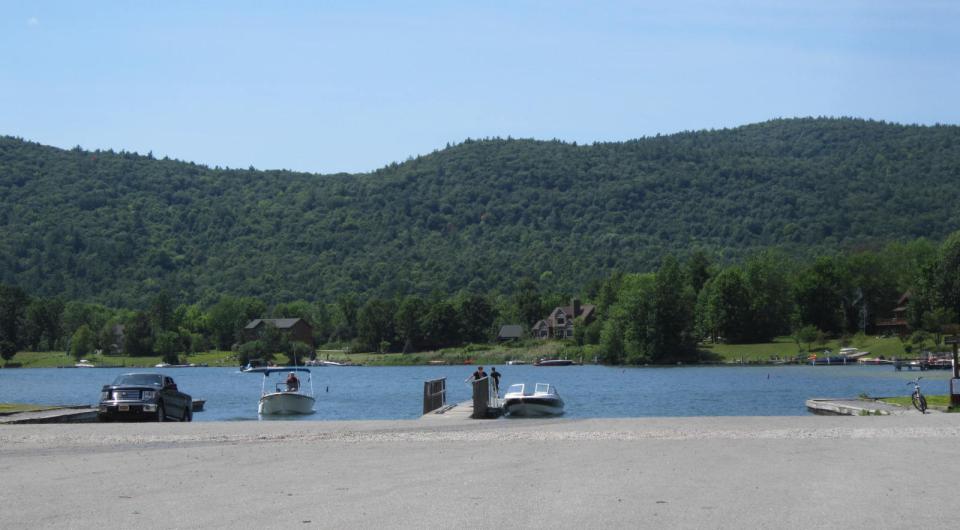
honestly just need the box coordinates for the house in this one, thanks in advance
[875,291,910,337]
[532,298,596,340]
[497,324,524,342]
[244,318,315,347]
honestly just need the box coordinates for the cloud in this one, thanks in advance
[27,17,39,27]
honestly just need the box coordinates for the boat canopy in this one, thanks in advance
[260,367,312,376]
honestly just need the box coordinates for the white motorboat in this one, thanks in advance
[75,359,95,368]
[502,383,565,417]
[256,368,315,415]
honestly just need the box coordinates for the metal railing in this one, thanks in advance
[423,378,446,414]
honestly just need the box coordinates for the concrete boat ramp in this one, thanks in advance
[0,406,98,424]
[805,398,929,415]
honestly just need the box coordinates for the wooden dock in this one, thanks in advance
[421,376,503,420]
[420,397,503,421]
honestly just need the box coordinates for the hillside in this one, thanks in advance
[2,117,959,307]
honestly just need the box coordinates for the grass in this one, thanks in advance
[5,350,238,369]
[701,335,910,363]
[0,403,59,414]
[0,335,916,368]
[878,394,957,411]
[316,341,593,366]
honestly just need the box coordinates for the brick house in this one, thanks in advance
[244,318,315,347]
[532,298,596,340]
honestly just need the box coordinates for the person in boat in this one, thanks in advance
[286,371,300,392]
[490,367,501,394]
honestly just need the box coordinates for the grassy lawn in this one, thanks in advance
[4,350,238,369]
[878,394,958,412]
[2,336,914,367]
[701,335,909,363]
[318,341,593,366]
[0,403,60,414]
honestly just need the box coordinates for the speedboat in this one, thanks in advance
[534,358,578,366]
[75,359,95,368]
[505,359,527,365]
[502,383,564,417]
[256,368,315,415]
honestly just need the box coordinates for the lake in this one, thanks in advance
[0,364,951,421]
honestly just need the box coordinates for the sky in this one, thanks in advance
[2,1,958,174]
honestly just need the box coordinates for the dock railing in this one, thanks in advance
[423,378,447,414]
[471,376,489,419]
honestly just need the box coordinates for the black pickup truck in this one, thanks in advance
[98,373,193,422]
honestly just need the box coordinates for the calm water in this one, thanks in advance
[0,364,952,421]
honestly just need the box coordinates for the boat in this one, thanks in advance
[505,360,527,365]
[502,383,564,417]
[75,359,95,368]
[534,358,579,366]
[256,368,315,415]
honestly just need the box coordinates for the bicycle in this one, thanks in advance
[907,377,927,414]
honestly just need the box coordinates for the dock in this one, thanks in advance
[421,377,503,420]
[421,397,503,421]
[805,398,924,416]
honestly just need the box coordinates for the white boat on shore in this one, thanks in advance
[502,383,565,417]
[256,368,315,415]
[75,359,95,368]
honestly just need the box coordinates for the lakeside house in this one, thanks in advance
[532,298,595,339]
[875,291,910,337]
[244,318,315,347]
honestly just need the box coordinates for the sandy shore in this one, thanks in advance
[3,415,959,529]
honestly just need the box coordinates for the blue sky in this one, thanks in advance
[2,1,958,174]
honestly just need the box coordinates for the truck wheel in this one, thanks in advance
[157,403,166,422]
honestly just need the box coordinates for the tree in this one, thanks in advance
[123,312,154,356]
[395,296,427,354]
[794,256,847,334]
[685,250,713,295]
[650,256,696,362]
[698,268,752,343]
[154,330,180,365]
[456,293,495,343]
[356,298,397,352]
[207,296,266,350]
[792,325,819,353]
[69,324,95,360]
[0,284,30,360]
[513,278,543,328]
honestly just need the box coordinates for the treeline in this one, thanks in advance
[2,232,960,365]
[3,118,960,307]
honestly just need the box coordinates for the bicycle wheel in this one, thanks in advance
[912,393,927,413]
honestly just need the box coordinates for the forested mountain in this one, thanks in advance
[2,117,959,307]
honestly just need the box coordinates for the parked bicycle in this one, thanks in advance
[907,377,927,414]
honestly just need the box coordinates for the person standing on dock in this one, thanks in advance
[490,367,501,395]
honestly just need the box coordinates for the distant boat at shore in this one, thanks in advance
[534,359,580,367]
[74,360,95,368]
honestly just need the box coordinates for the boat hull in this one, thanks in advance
[503,397,564,417]
[258,392,315,415]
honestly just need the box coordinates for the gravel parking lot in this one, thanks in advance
[2,415,959,529]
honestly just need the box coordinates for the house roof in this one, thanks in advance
[497,325,524,338]
[244,318,307,330]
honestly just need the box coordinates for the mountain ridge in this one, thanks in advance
[2,117,958,307]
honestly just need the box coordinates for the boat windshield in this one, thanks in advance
[506,383,525,395]
[112,374,162,386]
[534,383,553,395]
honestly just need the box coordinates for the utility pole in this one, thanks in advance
[947,334,960,407]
